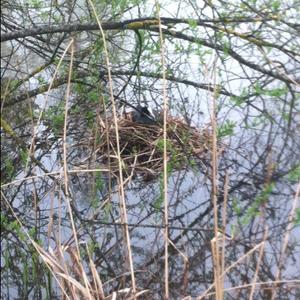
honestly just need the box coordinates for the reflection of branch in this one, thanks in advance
[89,221,215,232]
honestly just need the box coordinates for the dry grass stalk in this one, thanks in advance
[1,192,72,299]
[104,288,149,300]
[221,172,229,279]
[198,242,264,299]
[62,39,93,299]
[203,279,300,298]
[248,226,269,300]
[271,181,300,300]
[156,4,170,299]
[85,243,105,299]
[210,234,223,300]
[87,0,137,296]
[209,54,223,300]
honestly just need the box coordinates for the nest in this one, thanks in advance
[91,116,219,184]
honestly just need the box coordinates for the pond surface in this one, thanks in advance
[1,1,300,298]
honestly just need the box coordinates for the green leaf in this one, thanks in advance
[272,0,280,10]
[294,208,300,226]
[232,198,241,216]
[153,194,163,211]
[88,90,99,103]
[287,165,300,182]
[187,19,198,29]
[4,158,15,178]
[217,120,236,138]
[95,171,105,191]
[20,149,29,166]
[85,111,96,127]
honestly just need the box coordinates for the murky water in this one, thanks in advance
[1,1,300,298]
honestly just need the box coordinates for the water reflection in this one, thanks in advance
[1,12,300,300]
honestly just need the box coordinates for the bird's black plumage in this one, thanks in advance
[132,105,157,125]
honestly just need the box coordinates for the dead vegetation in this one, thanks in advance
[88,116,220,184]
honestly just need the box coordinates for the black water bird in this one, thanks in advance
[132,105,157,125]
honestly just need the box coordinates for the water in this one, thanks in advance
[1,0,300,298]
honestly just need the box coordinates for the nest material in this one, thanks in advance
[93,116,216,182]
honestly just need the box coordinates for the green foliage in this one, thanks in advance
[92,38,104,59]
[3,247,10,269]
[242,183,275,225]
[4,157,15,179]
[22,260,29,296]
[230,224,237,238]
[1,79,19,96]
[88,90,100,103]
[217,120,236,138]
[103,202,112,222]
[187,19,198,29]
[153,139,174,211]
[188,158,198,171]
[26,0,42,9]
[2,212,45,296]
[95,171,105,191]
[20,149,29,166]
[254,84,287,97]
[87,239,99,255]
[28,227,38,240]
[230,88,248,107]
[195,43,212,65]
[107,0,143,16]
[71,105,81,114]
[233,183,275,226]
[232,198,241,216]
[37,75,47,85]
[294,208,300,226]
[52,113,65,135]
[1,214,27,241]
[44,102,65,137]
[157,137,183,170]
[241,204,261,225]
[153,139,184,210]
[153,175,164,211]
[231,84,287,109]
[222,41,230,59]
[287,165,300,182]
[85,110,96,128]
[74,82,86,95]
[154,41,162,56]
[272,0,281,10]
[248,115,267,128]
[156,138,167,152]
[74,79,103,109]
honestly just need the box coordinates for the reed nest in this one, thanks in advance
[93,116,218,183]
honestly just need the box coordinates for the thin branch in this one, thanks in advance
[1,16,291,42]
